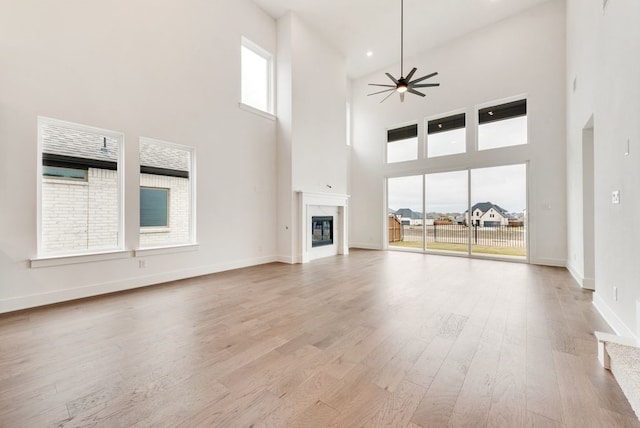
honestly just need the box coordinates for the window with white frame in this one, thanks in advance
[139,138,195,248]
[241,37,273,114]
[427,113,466,158]
[38,117,123,256]
[387,124,418,163]
[478,99,527,151]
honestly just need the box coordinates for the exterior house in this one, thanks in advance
[464,202,517,227]
[394,208,425,226]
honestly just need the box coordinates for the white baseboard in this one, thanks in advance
[593,291,637,340]
[530,257,566,267]
[349,243,383,250]
[567,262,583,287]
[0,255,278,314]
[276,255,296,264]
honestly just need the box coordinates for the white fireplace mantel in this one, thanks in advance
[296,191,349,263]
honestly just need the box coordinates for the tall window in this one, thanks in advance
[241,37,273,114]
[139,138,195,248]
[478,99,527,150]
[387,124,418,163]
[426,113,466,158]
[38,117,123,256]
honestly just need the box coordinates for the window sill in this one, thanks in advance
[140,227,171,234]
[134,243,199,257]
[238,103,276,121]
[30,250,131,268]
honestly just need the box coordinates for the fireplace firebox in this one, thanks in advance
[311,216,333,247]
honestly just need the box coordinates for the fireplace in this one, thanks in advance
[312,216,333,247]
[296,191,349,263]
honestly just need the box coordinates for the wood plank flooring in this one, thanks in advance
[0,250,637,427]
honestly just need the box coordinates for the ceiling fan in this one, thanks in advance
[368,0,440,103]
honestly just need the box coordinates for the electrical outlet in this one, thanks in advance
[612,190,620,205]
[613,286,618,301]
[139,259,147,269]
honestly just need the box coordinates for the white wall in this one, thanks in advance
[566,0,640,337]
[350,0,567,266]
[0,0,278,312]
[276,13,348,263]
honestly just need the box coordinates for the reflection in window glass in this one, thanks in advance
[427,113,466,158]
[139,138,194,248]
[387,175,423,249]
[478,99,527,150]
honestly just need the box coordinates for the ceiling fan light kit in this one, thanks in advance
[368,0,440,103]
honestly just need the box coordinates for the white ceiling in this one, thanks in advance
[251,0,552,78]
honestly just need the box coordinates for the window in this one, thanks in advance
[38,117,123,256]
[42,166,87,181]
[140,188,169,227]
[139,138,195,248]
[387,124,418,163]
[241,37,273,114]
[427,113,466,158]
[478,99,527,150]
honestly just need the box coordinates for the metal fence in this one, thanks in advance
[397,224,526,248]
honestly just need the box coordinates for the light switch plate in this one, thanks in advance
[612,190,620,204]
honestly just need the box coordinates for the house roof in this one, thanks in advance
[42,122,189,171]
[394,208,423,220]
[467,202,518,220]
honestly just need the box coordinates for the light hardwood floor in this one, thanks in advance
[1,250,637,427]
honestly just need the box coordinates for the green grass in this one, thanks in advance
[389,241,526,257]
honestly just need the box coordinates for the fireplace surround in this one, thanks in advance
[297,191,349,263]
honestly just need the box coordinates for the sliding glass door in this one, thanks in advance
[387,164,527,260]
[470,164,527,259]
[425,170,468,254]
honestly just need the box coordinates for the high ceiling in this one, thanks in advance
[251,0,552,78]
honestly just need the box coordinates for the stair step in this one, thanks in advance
[606,342,640,420]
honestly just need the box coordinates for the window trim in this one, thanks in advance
[37,116,125,258]
[240,36,274,116]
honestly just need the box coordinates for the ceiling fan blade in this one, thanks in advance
[380,90,396,103]
[385,73,399,84]
[411,83,440,88]
[407,88,426,97]
[368,88,396,96]
[368,83,396,88]
[405,67,417,81]
[409,72,439,85]
[400,92,405,103]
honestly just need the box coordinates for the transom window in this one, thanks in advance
[387,124,418,163]
[478,99,527,150]
[241,37,273,115]
[427,113,466,158]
